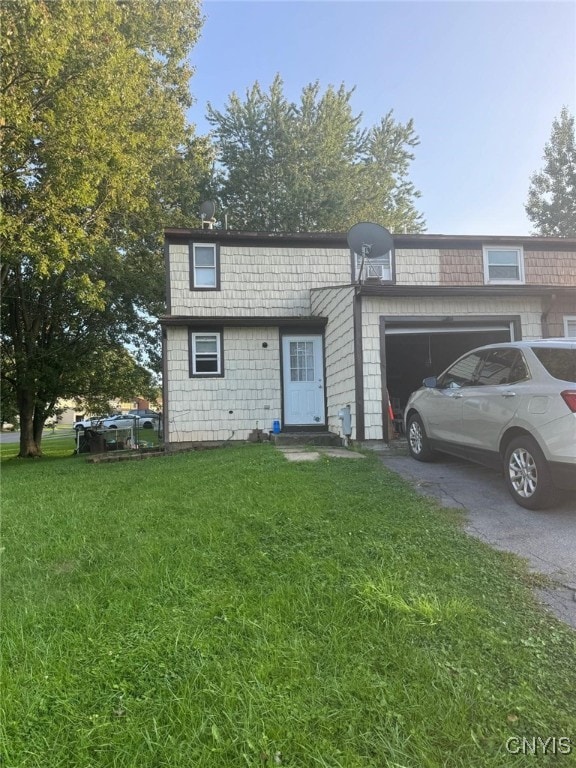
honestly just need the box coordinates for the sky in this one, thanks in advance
[185,0,576,236]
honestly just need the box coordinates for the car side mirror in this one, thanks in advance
[423,376,438,388]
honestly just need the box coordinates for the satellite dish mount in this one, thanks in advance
[346,222,394,283]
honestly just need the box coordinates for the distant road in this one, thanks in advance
[0,429,74,444]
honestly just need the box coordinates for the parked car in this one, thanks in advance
[74,416,111,431]
[99,414,138,430]
[107,414,159,430]
[404,340,576,510]
[126,409,161,429]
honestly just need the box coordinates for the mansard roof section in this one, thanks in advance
[164,227,576,252]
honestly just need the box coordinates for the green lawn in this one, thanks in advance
[1,443,575,767]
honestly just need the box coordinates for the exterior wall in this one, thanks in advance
[170,241,576,303]
[438,246,576,287]
[165,326,282,442]
[361,295,545,441]
[525,250,576,285]
[439,249,484,285]
[164,231,575,444]
[311,286,356,438]
[547,293,576,337]
[169,243,351,316]
[395,249,441,285]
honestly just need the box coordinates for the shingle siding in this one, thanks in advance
[311,286,356,438]
[169,244,351,316]
[437,246,576,287]
[395,249,441,284]
[439,249,484,285]
[165,326,281,442]
[525,250,576,285]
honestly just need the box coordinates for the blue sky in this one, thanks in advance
[186,1,575,236]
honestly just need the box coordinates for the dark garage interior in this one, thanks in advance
[385,328,512,413]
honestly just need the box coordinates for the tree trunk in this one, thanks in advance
[17,391,43,458]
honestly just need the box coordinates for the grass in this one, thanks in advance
[1,442,575,767]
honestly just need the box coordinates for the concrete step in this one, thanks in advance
[271,431,342,447]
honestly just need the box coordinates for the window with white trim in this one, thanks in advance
[190,243,219,289]
[354,251,393,282]
[482,246,525,284]
[190,332,223,376]
[564,316,576,338]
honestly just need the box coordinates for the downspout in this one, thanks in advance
[161,327,169,450]
[353,287,365,442]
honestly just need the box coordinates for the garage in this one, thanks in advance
[384,318,517,416]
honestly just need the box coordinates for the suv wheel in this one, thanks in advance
[503,436,559,510]
[407,414,436,462]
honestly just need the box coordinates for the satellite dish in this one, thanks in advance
[199,200,216,220]
[346,222,394,259]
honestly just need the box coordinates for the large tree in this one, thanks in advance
[1,0,209,457]
[207,75,425,233]
[525,107,576,236]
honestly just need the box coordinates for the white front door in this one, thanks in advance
[282,335,325,426]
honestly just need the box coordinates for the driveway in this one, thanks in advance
[377,446,576,630]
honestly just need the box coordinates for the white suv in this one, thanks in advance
[404,340,576,510]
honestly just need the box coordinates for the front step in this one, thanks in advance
[271,431,342,447]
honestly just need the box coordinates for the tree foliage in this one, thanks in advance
[207,75,425,233]
[1,0,209,456]
[525,107,576,236]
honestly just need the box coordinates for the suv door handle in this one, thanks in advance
[501,392,516,398]
[449,392,463,399]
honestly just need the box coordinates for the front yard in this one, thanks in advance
[1,442,575,767]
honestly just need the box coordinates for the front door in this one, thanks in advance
[282,335,325,426]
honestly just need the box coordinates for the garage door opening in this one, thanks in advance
[385,326,513,417]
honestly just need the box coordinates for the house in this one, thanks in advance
[161,228,576,447]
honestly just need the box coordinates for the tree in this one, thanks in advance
[207,75,425,233]
[525,107,576,236]
[1,0,209,457]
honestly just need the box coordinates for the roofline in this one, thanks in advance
[358,284,576,298]
[164,227,576,251]
[159,315,328,328]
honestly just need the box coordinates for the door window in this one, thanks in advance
[289,341,315,382]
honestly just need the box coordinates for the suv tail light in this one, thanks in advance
[561,391,576,412]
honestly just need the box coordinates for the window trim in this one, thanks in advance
[189,242,221,291]
[351,248,395,283]
[189,329,224,377]
[482,245,525,285]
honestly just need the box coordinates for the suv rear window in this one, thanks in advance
[531,348,576,382]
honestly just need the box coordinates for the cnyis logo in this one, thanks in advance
[506,736,572,755]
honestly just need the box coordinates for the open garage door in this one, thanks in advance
[384,320,515,419]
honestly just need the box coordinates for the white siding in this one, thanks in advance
[311,286,356,438]
[165,326,282,442]
[395,249,441,284]
[169,244,352,316]
[361,295,544,441]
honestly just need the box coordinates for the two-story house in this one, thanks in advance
[161,229,576,447]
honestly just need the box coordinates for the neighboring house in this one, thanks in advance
[161,229,576,446]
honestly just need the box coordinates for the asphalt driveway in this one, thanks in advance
[378,446,576,629]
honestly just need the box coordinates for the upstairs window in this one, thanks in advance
[483,246,525,284]
[190,243,220,290]
[190,331,223,376]
[354,251,393,282]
